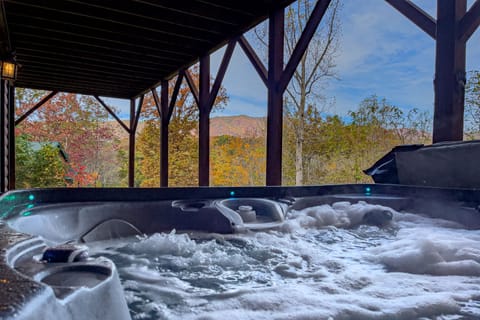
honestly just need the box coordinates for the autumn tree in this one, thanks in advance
[15,90,120,187]
[283,95,432,184]
[211,131,265,186]
[135,68,228,187]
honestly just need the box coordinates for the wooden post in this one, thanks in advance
[0,80,7,192]
[433,0,467,142]
[266,8,284,186]
[160,81,169,187]
[198,55,210,186]
[7,85,14,190]
[128,98,135,187]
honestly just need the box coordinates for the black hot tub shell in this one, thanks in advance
[1,184,480,320]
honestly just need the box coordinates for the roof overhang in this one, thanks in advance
[1,0,295,99]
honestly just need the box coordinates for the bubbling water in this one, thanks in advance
[90,201,480,320]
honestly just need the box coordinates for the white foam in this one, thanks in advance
[91,201,480,320]
[283,201,396,232]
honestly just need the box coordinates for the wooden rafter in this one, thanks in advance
[458,0,480,42]
[238,36,268,85]
[15,91,58,126]
[385,0,437,39]
[184,69,199,106]
[132,94,144,133]
[94,95,130,134]
[279,0,332,93]
[207,39,236,111]
[151,88,162,118]
[168,71,184,122]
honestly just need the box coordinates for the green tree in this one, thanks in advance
[15,135,68,188]
[29,144,68,187]
[211,133,265,186]
[15,135,34,188]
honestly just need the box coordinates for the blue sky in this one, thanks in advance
[108,0,480,119]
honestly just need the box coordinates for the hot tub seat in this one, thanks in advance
[1,226,131,320]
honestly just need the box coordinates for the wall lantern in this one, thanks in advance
[1,59,18,81]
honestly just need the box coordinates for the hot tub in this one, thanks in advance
[1,185,480,319]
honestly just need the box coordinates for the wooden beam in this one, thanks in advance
[458,0,480,42]
[238,36,268,86]
[151,88,162,118]
[184,69,199,107]
[0,80,7,192]
[132,94,144,134]
[433,0,466,142]
[15,91,58,126]
[94,95,130,134]
[198,55,210,186]
[168,71,184,122]
[385,0,437,39]
[160,80,169,187]
[266,8,284,186]
[279,0,332,93]
[207,39,235,111]
[128,98,135,187]
[7,85,14,190]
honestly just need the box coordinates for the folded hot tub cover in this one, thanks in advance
[364,140,480,188]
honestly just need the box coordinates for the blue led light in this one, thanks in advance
[229,191,235,197]
[28,194,35,201]
[27,204,34,209]
[365,187,372,196]
[22,211,32,216]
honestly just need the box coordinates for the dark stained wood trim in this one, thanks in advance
[433,0,466,142]
[15,91,58,126]
[151,88,162,118]
[207,39,236,111]
[266,8,284,186]
[160,80,169,187]
[128,98,135,187]
[94,95,130,134]
[279,0,331,93]
[458,0,480,42]
[385,0,437,39]
[198,55,211,186]
[168,71,184,122]
[132,94,145,134]
[184,69,200,107]
[238,35,268,86]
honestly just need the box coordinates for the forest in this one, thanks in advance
[14,69,479,189]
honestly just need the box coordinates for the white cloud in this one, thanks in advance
[331,0,438,114]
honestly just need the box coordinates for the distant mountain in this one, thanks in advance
[105,115,266,139]
[210,115,265,138]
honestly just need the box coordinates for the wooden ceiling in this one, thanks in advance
[1,0,294,98]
